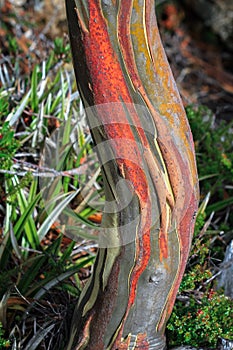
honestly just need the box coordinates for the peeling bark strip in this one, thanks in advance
[65,1,199,349]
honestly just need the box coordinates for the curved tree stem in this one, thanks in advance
[65,1,199,349]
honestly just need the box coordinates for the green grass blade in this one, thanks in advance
[37,190,79,241]
[0,230,10,269]
[60,71,65,120]
[24,323,55,350]
[33,266,82,300]
[28,178,38,203]
[31,64,39,112]
[64,225,98,241]
[3,180,12,236]
[9,222,22,260]
[18,237,62,295]
[0,290,11,328]
[60,241,75,263]
[12,176,40,248]
[0,191,41,270]
[13,191,41,242]
[206,196,233,215]
[17,255,46,295]
[7,89,31,126]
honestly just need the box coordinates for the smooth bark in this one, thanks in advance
[65,1,199,349]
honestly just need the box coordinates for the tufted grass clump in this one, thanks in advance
[0,9,99,346]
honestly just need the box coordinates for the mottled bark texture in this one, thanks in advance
[65,1,199,349]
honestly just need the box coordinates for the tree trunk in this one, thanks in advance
[65,1,199,349]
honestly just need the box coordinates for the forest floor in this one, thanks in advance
[1,0,232,114]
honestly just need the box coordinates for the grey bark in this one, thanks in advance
[218,240,233,299]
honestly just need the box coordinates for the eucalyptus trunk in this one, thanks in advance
[65,0,199,349]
